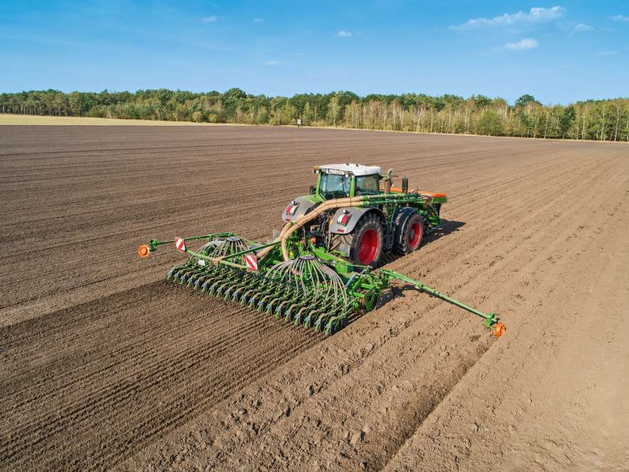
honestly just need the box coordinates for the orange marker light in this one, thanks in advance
[138,244,150,258]
[493,322,506,338]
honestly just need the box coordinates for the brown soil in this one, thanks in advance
[1,125,628,472]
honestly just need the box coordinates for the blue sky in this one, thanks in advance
[1,1,628,104]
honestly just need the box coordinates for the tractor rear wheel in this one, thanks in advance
[395,213,425,254]
[345,213,385,267]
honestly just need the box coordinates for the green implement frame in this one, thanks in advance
[379,269,499,329]
[140,232,505,337]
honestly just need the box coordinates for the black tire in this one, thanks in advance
[341,213,385,268]
[395,212,425,254]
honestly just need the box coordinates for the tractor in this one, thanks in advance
[281,163,447,267]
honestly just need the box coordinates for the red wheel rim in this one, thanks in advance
[357,229,379,264]
[408,222,422,249]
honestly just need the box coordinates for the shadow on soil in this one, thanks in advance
[378,219,466,267]
[425,219,466,242]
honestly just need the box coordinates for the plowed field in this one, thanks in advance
[1,125,628,471]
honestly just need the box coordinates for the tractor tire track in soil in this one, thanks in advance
[1,125,628,471]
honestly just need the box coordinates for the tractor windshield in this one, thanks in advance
[319,172,351,198]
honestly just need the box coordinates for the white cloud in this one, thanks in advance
[611,15,629,22]
[254,18,263,23]
[573,23,593,33]
[335,30,353,38]
[201,15,217,23]
[451,6,564,31]
[265,60,280,66]
[504,38,539,51]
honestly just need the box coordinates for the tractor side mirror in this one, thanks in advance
[309,185,316,195]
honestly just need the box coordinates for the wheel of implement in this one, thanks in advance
[343,213,385,268]
[395,213,425,254]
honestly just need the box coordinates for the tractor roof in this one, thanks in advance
[318,163,381,176]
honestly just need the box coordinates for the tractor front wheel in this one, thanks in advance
[395,213,425,254]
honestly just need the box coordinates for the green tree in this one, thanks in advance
[473,95,492,109]
[68,91,88,116]
[559,106,576,137]
[302,102,314,125]
[328,96,340,126]
[478,109,502,136]
[515,94,540,108]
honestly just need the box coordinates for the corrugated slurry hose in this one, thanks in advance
[255,196,364,261]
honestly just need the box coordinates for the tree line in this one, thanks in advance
[1,88,628,141]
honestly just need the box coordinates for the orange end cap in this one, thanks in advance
[494,322,506,338]
[138,244,150,258]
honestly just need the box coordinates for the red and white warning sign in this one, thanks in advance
[174,237,186,252]
[244,253,258,271]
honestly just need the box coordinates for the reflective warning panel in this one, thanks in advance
[174,237,186,252]
[245,253,258,271]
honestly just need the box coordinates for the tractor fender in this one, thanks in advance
[282,196,319,223]
[330,207,385,235]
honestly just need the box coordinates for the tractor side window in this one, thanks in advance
[355,175,380,195]
[320,173,350,197]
